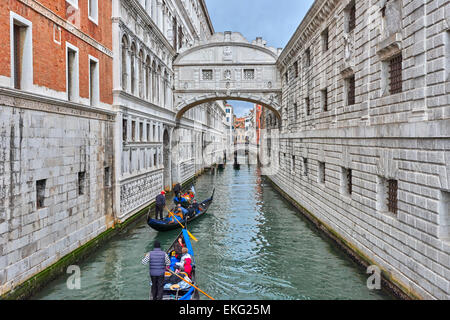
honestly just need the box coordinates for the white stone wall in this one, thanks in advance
[0,96,115,296]
[269,0,450,299]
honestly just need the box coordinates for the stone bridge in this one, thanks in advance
[173,32,282,122]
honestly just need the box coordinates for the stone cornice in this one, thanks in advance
[0,87,116,121]
[18,0,113,57]
[277,0,339,68]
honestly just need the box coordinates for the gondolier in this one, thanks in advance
[173,183,181,198]
[141,240,171,300]
[155,191,166,220]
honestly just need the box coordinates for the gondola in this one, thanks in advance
[147,188,215,232]
[150,229,199,300]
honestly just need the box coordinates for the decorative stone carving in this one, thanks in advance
[343,32,354,62]
[224,69,232,80]
[223,46,233,61]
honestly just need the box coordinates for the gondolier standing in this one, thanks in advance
[155,191,166,220]
[142,240,170,300]
[173,182,181,198]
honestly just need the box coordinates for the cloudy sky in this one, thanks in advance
[204,0,315,117]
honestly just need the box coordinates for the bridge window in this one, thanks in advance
[243,69,255,80]
[202,69,213,80]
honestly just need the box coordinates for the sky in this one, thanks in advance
[204,0,315,117]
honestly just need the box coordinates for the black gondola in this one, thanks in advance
[147,189,215,232]
[150,229,199,300]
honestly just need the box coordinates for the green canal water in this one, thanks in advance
[33,164,393,300]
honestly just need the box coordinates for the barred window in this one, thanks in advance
[389,55,402,94]
[243,69,255,80]
[348,3,356,32]
[305,97,311,116]
[305,48,311,68]
[294,61,299,78]
[321,89,328,112]
[202,69,213,80]
[347,75,355,105]
[342,168,352,195]
[122,119,127,141]
[78,172,85,196]
[318,162,325,184]
[322,28,329,52]
[387,179,398,214]
[303,158,308,176]
[36,179,46,209]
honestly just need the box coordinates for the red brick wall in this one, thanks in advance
[0,0,112,105]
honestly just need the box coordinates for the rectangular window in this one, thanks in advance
[342,167,352,195]
[243,69,255,80]
[153,124,156,141]
[294,103,298,120]
[292,155,295,173]
[78,172,85,196]
[89,57,99,106]
[146,123,150,141]
[11,14,33,91]
[131,121,136,141]
[347,75,356,105]
[387,179,398,214]
[348,2,356,32]
[322,28,329,52]
[321,89,328,112]
[153,153,157,167]
[104,167,111,187]
[294,61,299,78]
[318,161,325,185]
[202,69,213,81]
[88,0,98,24]
[122,119,127,141]
[303,158,308,176]
[439,191,450,241]
[139,122,143,141]
[305,48,311,68]
[389,54,402,94]
[36,179,46,209]
[305,97,311,116]
[67,44,79,102]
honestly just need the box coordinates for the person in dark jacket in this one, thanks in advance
[141,240,170,300]
[155,191,166,220]
[173,183,181,198]
[186,199,202,218]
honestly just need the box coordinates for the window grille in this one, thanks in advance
[243,69,255,80]
[202,70,213,81]
[348,75,355,105]
[389,55,402,94]
[387,179,398,214]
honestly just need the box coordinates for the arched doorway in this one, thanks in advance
[163,129,171,191]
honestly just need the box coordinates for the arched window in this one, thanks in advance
[145,56,151,100]
[157,65,162,104]
[138,49,144,98]
[152,61,157,103]
[121,36,129,91]
[130,42,137,95]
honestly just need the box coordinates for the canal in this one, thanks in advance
[33,164,393,300]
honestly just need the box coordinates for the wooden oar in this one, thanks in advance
[165,207,198,242]
[166,268,214,300]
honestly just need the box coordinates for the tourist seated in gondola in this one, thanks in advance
[185,199,202,218]
[173,194,189,207]
[174,236,185,260]
[175,247,192,271]
[167,206,184,224]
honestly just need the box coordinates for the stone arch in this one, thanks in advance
[175,94,281,124]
